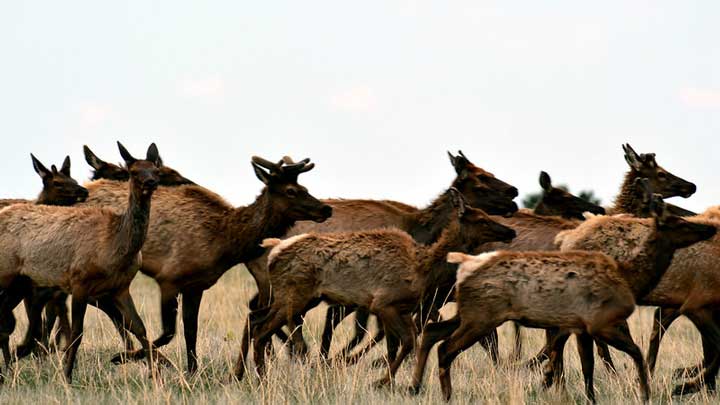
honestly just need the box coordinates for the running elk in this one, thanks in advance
[237,151,519,372]
[78,155,331,374]
[247,191,516,387]
[413,190,715,402]
[0,142,163,382]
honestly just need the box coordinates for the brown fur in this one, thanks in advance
[409,249,641,401]
[247,202,515,386]
[0,143,162,382]
[556,208,719,394]
[77,157,330,374]
[240,152,518,364]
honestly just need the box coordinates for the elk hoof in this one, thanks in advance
[373,377,392,389]
[672,364,702,379]
[13,344,35,359]
[110,349,145,364]
[407,385,422,395]
[672,380,703,396]
[370,357,387,369]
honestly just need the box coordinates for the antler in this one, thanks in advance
[251,156,281,171]
[281,156,314,174]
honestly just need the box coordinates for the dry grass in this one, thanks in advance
[0,265,716,404]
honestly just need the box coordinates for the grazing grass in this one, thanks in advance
[0,265,716,404]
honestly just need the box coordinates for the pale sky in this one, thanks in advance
[2,2,718,211]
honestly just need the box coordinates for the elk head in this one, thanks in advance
[533,171,605,220]
[117,142,161,195]
[449,188,516,245]
[85,144,194,186]
[251,155,332,223]
[84,145,130,181]
[646,187,716,250]
[448,150,518,216]
[31,154,89,206]
[623,143,696,199]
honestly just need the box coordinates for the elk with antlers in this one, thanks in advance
[74,154,331,374]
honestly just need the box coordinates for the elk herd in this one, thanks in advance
[0,142,718,403]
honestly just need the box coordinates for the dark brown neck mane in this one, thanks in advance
[224,189,297,266]
[406,190,455,245]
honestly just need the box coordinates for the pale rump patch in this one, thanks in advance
[266,234,311,266]
[554,229,572,248]
[453,251,500,285]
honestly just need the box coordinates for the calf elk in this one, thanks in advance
[0,143,163,382]
[247,191,516,387]
[236,151,518,374]
[412,189,714,402]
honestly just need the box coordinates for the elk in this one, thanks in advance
[0,154,89,360]
[521,143,698,368]
[411,191,715,402]
[532,171,605,220]
[0,155,88,208]
[247,191,516,387]
[75,155,331,374]
[16,145,196,359]
[0,142,163,382]
[84,144,194,185]
[542,183,718,398]
[235,151,518,373]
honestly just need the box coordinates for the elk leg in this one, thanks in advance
[320,305,342,360]
[99,296,142,364]
[234,305,274,381]
[438,324,490,401]
[577,332,596,403]
[113,289,167,374]
[346,325,386,366]
[409,316,460,395]
[252,308,286,379]
[152,284,180,349]
[525,328,555,368]
[16,289,54,358]
[182,290,204,374]
[374,310,416,388]
[286,311,308,358]
[673,309,720,395]
[53,295,71,350]
[0,282,29,381]
[63,295,87,382]
[595,339,616,372]
[594,323,649,403]
[478,328,499,365]
[647,306,680,374]
[337,309,371,363]
[543,330,571,389]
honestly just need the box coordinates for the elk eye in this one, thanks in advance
[286,188,298,198]
[658,172,667,180]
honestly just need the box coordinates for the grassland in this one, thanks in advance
[0,265,716,404]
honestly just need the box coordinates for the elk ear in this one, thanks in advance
[145,143,160,166]
[449,187,467,218]
[623,143,644,171]
[60,156,71,176]
[31,153,51,179]
[156,154,164,167]
[539,171,552,192]
[448,150,469,177]
[117,141,137,166]
[252,162,271,185]
[83,145,105,170]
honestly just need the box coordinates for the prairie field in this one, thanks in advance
[0,265,715,405]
